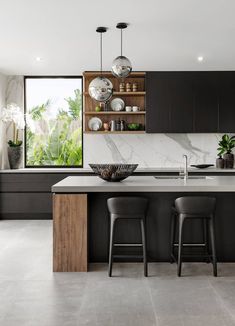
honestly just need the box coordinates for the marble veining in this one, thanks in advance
[84,133,224,168]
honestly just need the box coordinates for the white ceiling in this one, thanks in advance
[1,0,235,75]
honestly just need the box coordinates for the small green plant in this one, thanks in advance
[217,134,235,156]
[8,140,23,147]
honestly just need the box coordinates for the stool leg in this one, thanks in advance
[170,212,176,263]
[177,215,185,277]
[140,218,148,277]
[209,217,217,277]
[203,219,210,263]
[108,216,116,277]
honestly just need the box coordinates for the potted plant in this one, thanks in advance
[217,134,235,169]
[1,103,25,169]
[216,154,224,169]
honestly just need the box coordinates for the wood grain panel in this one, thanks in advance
[53,194,88,272]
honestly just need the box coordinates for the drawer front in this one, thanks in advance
[0,174,72,192]
[0,193,52,213]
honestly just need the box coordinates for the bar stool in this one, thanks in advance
[107,197,148,277]
[170,196,217,277]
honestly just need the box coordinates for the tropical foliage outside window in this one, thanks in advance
[25,77,83,167]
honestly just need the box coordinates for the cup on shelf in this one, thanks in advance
[132,106,140,112]
[125,106,132,112]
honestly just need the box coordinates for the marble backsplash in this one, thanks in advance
[83,133,222,168]
[2,75,226,168]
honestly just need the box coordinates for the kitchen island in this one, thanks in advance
[52,176,235,272]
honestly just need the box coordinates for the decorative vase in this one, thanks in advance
[223,153,234,169]
[8,146,23,169]
[216,157,224,169]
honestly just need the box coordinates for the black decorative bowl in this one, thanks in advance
[89,164,138,182]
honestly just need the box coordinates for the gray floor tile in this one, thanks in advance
[0,220,235,326]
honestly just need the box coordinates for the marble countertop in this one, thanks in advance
[52,175,235,193]
[1,167,235,173]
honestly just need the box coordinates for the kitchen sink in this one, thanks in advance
[154,176,212,180]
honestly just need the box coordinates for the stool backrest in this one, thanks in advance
[107,197,148,216]
[175,196,216,216]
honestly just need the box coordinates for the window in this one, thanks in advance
[24,77,83,167]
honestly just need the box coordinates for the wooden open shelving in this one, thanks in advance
[83,91,146,96]
[84,131,145,134]
[84,111,146,115]
[83,71,146,134]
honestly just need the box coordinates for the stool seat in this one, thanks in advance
[107,197,148,277]
[171,196,217,277]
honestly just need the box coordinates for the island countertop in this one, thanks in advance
[52,175,235,193]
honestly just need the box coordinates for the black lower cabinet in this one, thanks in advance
[0,172,91,219]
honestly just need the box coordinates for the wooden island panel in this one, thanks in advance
[53,194,87,272]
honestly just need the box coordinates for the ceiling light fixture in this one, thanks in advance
[111,22,132,79]
[88,27,113,102]
[36,57,42,62]
[197,56,204,62]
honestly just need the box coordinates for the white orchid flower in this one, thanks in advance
[1,103,25,129]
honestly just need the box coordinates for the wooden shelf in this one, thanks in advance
[83,91,146,96]
[83,71,146,133]
[84,111,146,115]
[84,131,145,134]
[83,71,145,77]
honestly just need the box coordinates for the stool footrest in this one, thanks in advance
[114,243,143,247]
[113,254,144,259]
[174,243,206,247]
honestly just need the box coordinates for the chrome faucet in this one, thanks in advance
[182,154,188,180]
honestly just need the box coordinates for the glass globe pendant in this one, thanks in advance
[89,27,113,102]
[111,23,132,79]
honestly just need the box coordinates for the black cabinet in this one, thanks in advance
[169,73,194,132]
[146,71,235,133]
[146,72,194,133]
[218,72,235,132]
[193,72,219,132]
[145,72,171,132]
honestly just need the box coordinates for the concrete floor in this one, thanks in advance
[0,221,235,326]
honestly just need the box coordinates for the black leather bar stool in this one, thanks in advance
[170,196,217,277]
[107,197,148,277]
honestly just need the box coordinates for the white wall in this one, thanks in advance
[0,73,7,169]
[6,76,224,168]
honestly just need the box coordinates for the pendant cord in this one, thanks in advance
[121,29,123,56]
[100,32,103,74]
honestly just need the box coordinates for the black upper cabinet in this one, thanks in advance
[146,72,194,132]
[193,72,219,132]
[146,71,235,133]
[145,72,171,132]
[169,73,194,132]
[218,72,235,133]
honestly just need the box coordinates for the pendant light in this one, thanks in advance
[111,23,132,79]
[89,27,113,102]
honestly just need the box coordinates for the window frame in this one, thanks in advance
[24,75,83,168]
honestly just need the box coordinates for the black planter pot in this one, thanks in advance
[8,146,23,169]
[216,157,224,169]
[223,153,234,169]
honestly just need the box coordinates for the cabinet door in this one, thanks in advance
[218,72,235,133]
[193,72,219,132]
[169,73,194,132]
[146,72,171,132]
